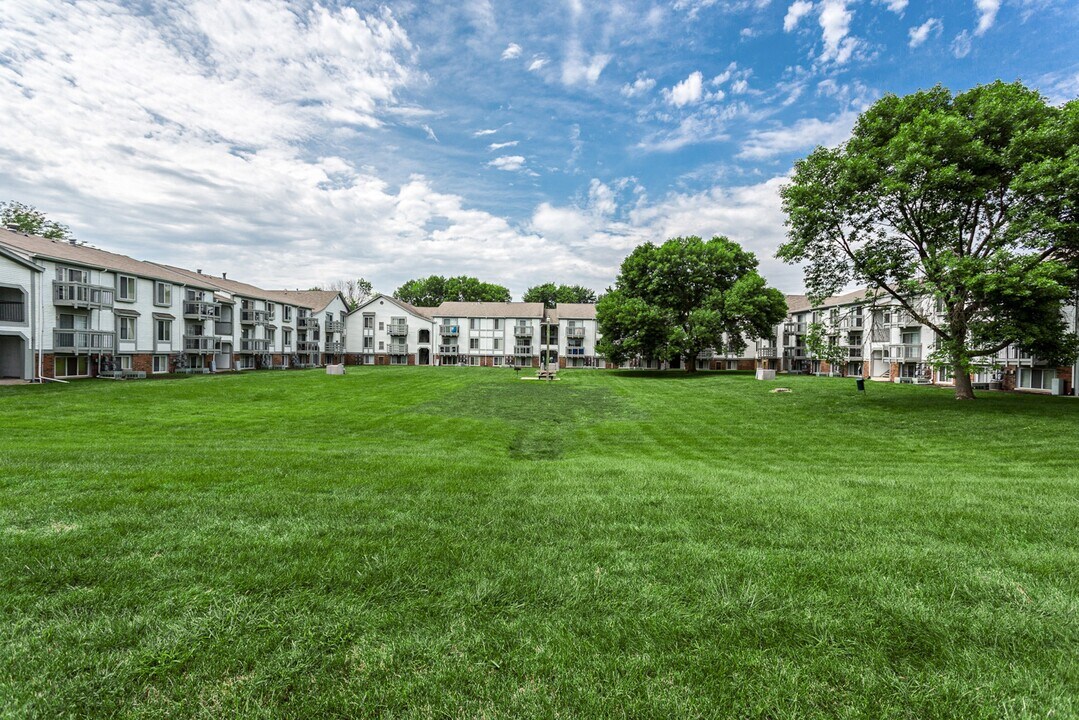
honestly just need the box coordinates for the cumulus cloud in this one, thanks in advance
[784,0,814,32]
[664,71,705,107]
[908,18,942,47]
[488,155,528,171]
[882,0,908,13]
[737,110,859,160]
[818,0,860,64]
[500,42,522,60]
[562,48,611,86]
[621,74,657,98]
[974,0,1001,35]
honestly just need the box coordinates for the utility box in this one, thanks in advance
[756,369,776,381]
[326,364,345,376]
[1051,378,1064,396]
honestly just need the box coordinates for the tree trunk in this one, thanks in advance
[683,357,696,372]
[953,363,976,400]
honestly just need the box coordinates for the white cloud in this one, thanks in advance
[952,30,973,57]
[487,155,527,171]
[422,124,439,142]
[818,0,859,64]
[664,71,705,107]
[527,55,549,72]
[621,74,657,98]
[974,0,1001,35]
[488,141,519,150]
[883,0,908,13]
[730,79,750,94]
[737,110,859,160]
[500,42,522,60]
[562,48,612,86]
[908,18,942,47]
[784,1,814,32]
[473,128,500,136]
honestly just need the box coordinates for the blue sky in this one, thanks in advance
[1,0,1077,296]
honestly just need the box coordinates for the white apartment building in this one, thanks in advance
[0,227,347,380]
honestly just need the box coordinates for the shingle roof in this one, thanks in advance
[150,262,294,305]
[434,301,545,318]
[554,303,596,320]
[0,228,218,289]
[266,289,346,313]
[785,294,812,313]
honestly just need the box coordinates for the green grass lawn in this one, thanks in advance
[1,368,1077,718]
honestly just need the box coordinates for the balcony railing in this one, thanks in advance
[325,320,345,333]
[183,335,219,352]
[53,281,115,309]
[513,345,532,355]
[388,343,408,354]
[0,301,26,323]
[239,338,269,353]
[53,328,115,353]
[565,327,586,339]
[240,309,270,325]
[324,341,344,353]
[847,347,862,358]
[183,301,219,320]
[784,322,807,335]
[784,347,807,359]
[888,311,916,327]
[297,340,320,352]
[513,325,533,337]
[889,344,921,361]
[841,316,865,329]
[566,347,586,356]
[757,346,778,358]
[297,316,320,330]
[388,323,408,336]
[439,345,459,354]
[440,324,460,337]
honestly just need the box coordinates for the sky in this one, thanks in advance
[1,0,1077,298]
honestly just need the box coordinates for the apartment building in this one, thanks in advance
[0,227,347,379]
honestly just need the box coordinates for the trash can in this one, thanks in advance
[856,378,865,392]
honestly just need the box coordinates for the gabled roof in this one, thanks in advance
[266,289,347,314]
[150,262,291,305]
[434,301,545,319]
[554,303,596,320]
[0,228,217,289]
[353,293,435,321]
[785,294,812,313]
[0,242,44,272]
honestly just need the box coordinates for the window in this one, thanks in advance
[1019,367,1056,390]
[364,315,374,328]
[378,341,384,350]
[59,313,88,330]
[470,338,479,350]
[119,317,136,341]
[117,275,137,302]
[266,302,275,318]
[493,338,502,350]
[364,354,374,365]
[284,306,292,322]
[57,267,88,283]
[379,321,384,330]
[470,318,479,330]
[494,319,502,330]
[154,282,172,306]
[156,319,171,343]
[326,312,333,322]
[284,328,292,346]
[55,356,89,377]
[152,355,168,374]
[492,356,503,366]
[266,328,275,345]
[363,337,373,349]
[119,355,133,370]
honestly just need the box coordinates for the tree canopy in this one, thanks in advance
[778,81,1079,399]
[393,275,511,306]
[597,236,787,371]
[522,282,597,308]
[1,201,73,240]
[328,279,373,311]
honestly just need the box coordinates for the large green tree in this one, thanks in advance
[779,82,1079,400]
[522,282,597,308]
[1,201,73,240]
[393,275,511,306]
[597,236,787,371]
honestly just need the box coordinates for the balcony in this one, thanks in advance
[757,346,777,359]
[324,341,344,353]
[0,300,26,323]
[388,342,408,354]
[239,338,269,353]
[888,311,916,327]
[784,347,807,359]
[847,347,863,358]
[565,327,586,339]
[513,325,533,337]
[325,320,345,334]
[297,316,320,330]
[439,345,459,354]
[183,335,219,353]
[388,322,408,336]
[440,324,460,337]
[513,345,532,355]
[53,328,115,353]
[841,316,865,329]
[53,281,115,309]
[566,347,586,356]
[784,322,807,335]
[297,340,320,352]
[240,309,270,326]
[183,300,219,320]
[889,344,921,361]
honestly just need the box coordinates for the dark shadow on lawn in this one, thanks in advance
[600,370,755,380]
